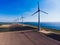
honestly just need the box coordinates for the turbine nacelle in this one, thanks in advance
[32,10,48,16]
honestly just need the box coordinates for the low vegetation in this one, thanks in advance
[41,27,60,34]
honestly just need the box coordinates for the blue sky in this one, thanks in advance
[0,0,60,22]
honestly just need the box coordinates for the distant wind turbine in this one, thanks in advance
[20,16,25,26]
[14,18,19,24]
[32,2,48,32]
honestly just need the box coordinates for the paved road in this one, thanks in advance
[0,31,60,45]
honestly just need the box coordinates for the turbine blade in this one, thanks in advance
[32,11,38,16]
[40,10,48,14]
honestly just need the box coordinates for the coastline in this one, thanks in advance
[0,24,60,34]
[0,24,60,33]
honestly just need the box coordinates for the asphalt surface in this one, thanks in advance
[0,31,60,45]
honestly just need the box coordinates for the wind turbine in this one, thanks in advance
[13,18,19,24]
[20,16,25,26]
[32,2,48,32]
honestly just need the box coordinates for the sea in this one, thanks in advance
[23,22,60,30]
[0,22,60,30]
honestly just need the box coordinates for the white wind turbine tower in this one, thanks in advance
[32,2,48,32]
